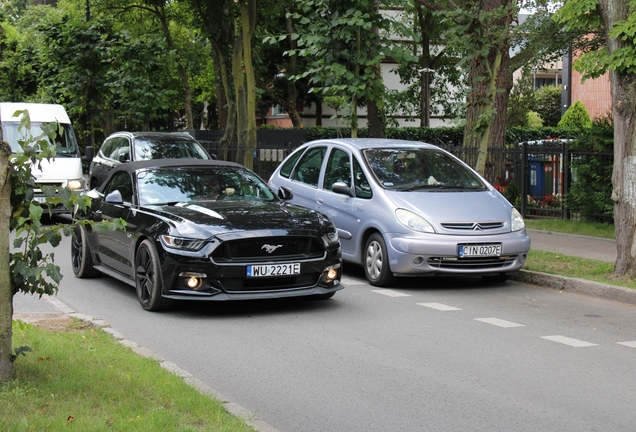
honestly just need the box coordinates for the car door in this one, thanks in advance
[285,146,327,211]
[94,171,136,277]
[316,149,373,258]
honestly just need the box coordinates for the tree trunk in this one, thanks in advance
[240,0,257,170]
[599,0,636,278]
[232,28,248,167]
[0,136,12,383]
[285,12,302,128]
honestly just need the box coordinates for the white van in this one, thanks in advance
[1,102,93,213]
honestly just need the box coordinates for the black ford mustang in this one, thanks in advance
[71,159,343,311]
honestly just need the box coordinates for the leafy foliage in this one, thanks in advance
[558,101,593,129]
[526,111,543,128]
[566,115,614,222]
[533,85,562,127]
[8,111,125,297]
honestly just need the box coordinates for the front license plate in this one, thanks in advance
[247,263,301,277]
[459,244,502,258]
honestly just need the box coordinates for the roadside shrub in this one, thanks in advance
[526,111,543,128]
[558,101,592,129]
[533,85,562,127]
[566,114,614,222]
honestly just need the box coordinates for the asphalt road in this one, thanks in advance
[15,228,636,432]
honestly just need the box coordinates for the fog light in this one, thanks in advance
[520,253,527,264]
[186,277,202,289]
[412,256,424,266]
[327,269,338,280]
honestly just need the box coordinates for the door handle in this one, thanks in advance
[316,198,324,205]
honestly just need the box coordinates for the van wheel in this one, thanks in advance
[364,233,396,287]
[135,239,174,311]
[71,225,100,278]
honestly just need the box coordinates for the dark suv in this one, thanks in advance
[89,131,213,189]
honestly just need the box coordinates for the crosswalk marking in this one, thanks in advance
[370,289,411,298]
[417,302,462,311]
[475,318,526,328]
[617,341,636,348]
[541,335,598,347]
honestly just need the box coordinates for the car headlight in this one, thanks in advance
[511,207,525,231]
[396,209,435,233]
[67,178,85,190]
[160,235,207,251]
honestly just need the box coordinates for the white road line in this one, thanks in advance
[475,318,526,328]
[370,289,411,298]
[541,335,598,347]
[417,302,462,311]
[340,277,366,286]
[617,341,636,348]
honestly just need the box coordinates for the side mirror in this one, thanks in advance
[278,186,293,200]
[104,190,124,204]
[332,181,353,197]
[82,146,94,163]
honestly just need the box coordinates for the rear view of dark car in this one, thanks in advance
[89,131,212,189]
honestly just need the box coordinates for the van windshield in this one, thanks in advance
[2,121,79,156]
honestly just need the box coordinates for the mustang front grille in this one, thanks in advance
[428,255,517,270]
[211,236,324,263]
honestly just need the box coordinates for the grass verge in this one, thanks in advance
[524,219,615,239]
[2,318,255,431]
[524,249,635,290]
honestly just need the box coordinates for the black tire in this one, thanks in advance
[71,225,100,278]
[482,273,510,283]
[364,233,396,287]
[135,239,174,311]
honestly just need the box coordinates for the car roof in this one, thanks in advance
[301,138,440,150]
[106,131,198,141]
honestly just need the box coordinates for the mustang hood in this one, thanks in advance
[148,201,326,236]
[385,189,512,227]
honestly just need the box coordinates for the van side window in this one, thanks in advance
[279,147,304,179]
[292,147,326,187]
[353,158,372,199]
[324,149,351,191]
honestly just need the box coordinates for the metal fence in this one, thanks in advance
[188,130,613,222]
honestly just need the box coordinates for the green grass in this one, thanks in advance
[522,218,633,289]
[524,218,615,239]
[2,319,255,432]
[524,249,636,290]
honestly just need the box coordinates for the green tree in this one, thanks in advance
[0,110,124,383]
[554,0,636,278]
[533,84,562,127]
[558,100,593,129]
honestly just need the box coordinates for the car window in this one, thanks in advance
[364,148,487,190]
[134,137,210,161]
[353,158,372,199]
[103,172,134,203]
[323,148,351,191]
[278,147,305,179]
[292,146,326,187]
[137,166,276,206]
[100,137,127,160]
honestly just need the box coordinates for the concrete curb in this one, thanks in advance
[511,269,636,306]
[30,298,281,432]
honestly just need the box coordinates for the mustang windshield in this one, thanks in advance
[363,148,488,191]
[137,166,276,206]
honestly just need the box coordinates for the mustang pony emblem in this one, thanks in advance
[262,244,283,254]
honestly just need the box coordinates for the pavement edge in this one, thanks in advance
[27,297,281,432]
[512,269,636,306]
